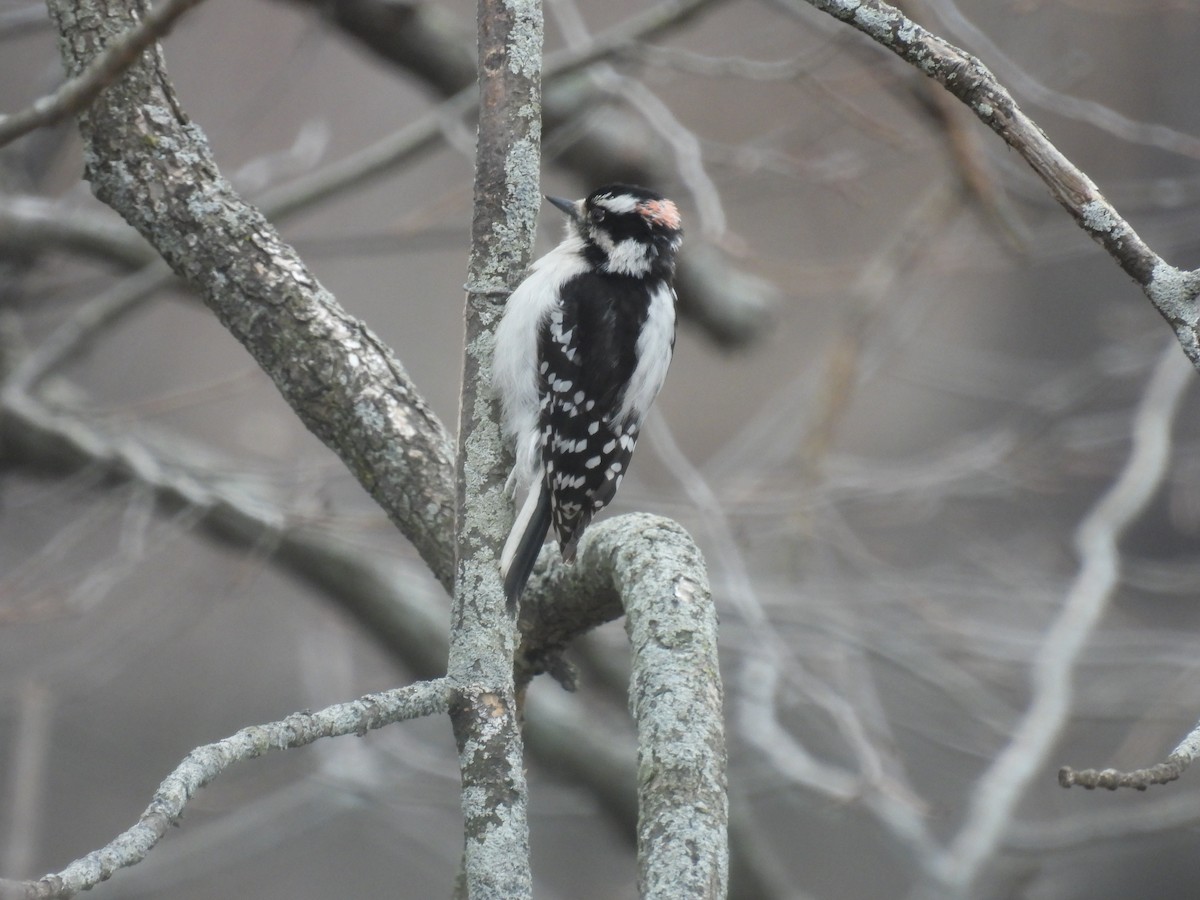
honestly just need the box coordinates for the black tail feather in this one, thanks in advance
[502,485,552,608]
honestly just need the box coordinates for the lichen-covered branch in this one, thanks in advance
[34,4,725,898]
[1,387,727,897]
[518,514,728,898]
[444,0,543,895]
[797,0,1200,366]
[623,518,727,898]
[46,0,457,591]
[11,679,448,899]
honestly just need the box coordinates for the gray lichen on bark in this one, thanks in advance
[46,0,458,590]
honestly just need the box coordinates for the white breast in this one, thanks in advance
[493,237,590,489]
[619,281,676,424]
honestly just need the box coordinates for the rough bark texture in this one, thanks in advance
[444,0,544,896]
[45,0,457,590]
[623,517,728,898]
[519,515,728,898]
[36,4,726,898]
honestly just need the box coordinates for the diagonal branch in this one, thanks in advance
[45,0,458,591]
[0,391,455,666]
[32,5,725,897]
[7,679,449,900]
[1,387,723,897]
[794,0,1200,367]
[0,194,156,268]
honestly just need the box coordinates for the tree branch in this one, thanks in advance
[517,514,728,898]
[0,391,455,668]
[0,389,727,897]
[3,262,172,396]
[0,194,156,268]
[0,0,206,149]
[796,0,1200,367]
[623,519,727,898]
[45,0,458,591]
[32,4,725,896]
[5,679,448,900]
[443,0,544,895]
[1059,716,1200,792]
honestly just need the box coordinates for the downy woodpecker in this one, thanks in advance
[493,184,683,604]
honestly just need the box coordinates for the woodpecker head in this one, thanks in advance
[547,184,683,278]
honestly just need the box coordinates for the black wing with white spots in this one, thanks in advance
[538,271,650,559]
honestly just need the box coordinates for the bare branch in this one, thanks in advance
[0,389,723,896]
[927,341,1194,895]
[45,0,458,591]
[4,262,172,396]
[1006,790,1200,853]
[1060,716,1200,791]
[519,514,728,898]
[622,520,727,898]
[0,391,454,668]
[8,680,448,900]
[924,0,1200,160]
[794,0,1200,367]
[442,0,545,894]
[0,195,154,268]
[0,0,206,149]
[5,0,753,396]
[258,0,725,221]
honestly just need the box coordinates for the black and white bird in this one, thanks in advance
[493,184,683,605]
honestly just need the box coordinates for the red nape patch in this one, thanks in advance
[637,199,681,231]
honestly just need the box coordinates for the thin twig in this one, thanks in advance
[1059,715,1200,791]
[0,0,207,148]
[4,262,172,396]
[924,0,1200,160]
[644,413,939,868]
[12,0,735,396]
[259,0,725,220]
[1006,789,1200,853]
[791,0,1200,367]
[281,0,773,348]
[0,195,154,268]
[47,0,460,591]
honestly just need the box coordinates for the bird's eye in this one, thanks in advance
[589,207,606,223]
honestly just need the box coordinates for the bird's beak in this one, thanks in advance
[546,194,579,221]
